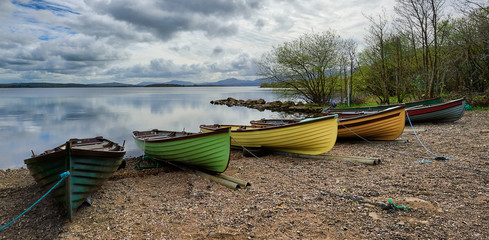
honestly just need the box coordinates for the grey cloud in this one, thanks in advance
[231,53,257,76]
[149,58,178,72]
[0,32,38,50]
[4,0,388,84]
[199,22,238,38]
[20,71,45,80]
[273,14,294,31]
[106,52,257,80]
[0,1,15,20]
[0,35,126,75]
[50,36,124,62]
[88,0,262,41]
[108,58,205,79]
[212,46,224,56]
[255,19,265,30]
[206,53,254,74]
[169,45,191,53]
[66,14,153,43]
[155,0,259,17]
[107,7,190,40]
[231,53,252,70]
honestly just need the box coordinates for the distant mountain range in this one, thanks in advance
[139,78,265,86]
[0,78,267,88]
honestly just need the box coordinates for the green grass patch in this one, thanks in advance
[471,106,489,110]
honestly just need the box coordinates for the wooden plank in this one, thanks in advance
[404,128,426,133]
[194,171,250,189]
[163,161,250,189]
[272,151,381,165]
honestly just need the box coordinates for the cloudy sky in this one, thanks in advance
[0,0,400,84]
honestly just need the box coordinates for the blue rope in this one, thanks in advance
[406,112,454,161]
[406,112,439,157]
[407,111,489,176]
[0,171,70,231]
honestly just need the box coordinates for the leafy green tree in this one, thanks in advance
[394,0,448,98]
[256,31,342,105]
[360,10,392,104]
[386,34,411,103]
[445,4,489,93]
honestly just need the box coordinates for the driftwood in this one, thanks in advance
[272,151,381,165]
[165,161,251,189]
[194,171,251,189]
[404,128,427,134]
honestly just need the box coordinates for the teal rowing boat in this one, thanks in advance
[405,98,466,123]
[24,137,126,220]
[132,127,231,173]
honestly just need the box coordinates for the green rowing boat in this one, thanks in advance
[132,127,231,173]
[24,137,126,220]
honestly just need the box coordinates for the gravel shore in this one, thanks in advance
[1,110,488,239]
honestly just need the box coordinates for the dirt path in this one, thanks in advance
[1,110,488,239]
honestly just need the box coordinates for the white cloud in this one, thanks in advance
[0,0,415,84]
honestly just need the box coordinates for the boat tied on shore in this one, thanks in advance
[323,98,465,123]
[200,114,338,155]
[24,137,126,220]
[132,127,231,174]
[252,105,406,141]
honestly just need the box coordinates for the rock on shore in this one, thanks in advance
[210,97,323,114]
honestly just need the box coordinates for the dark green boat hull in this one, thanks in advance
[24,138,125,220]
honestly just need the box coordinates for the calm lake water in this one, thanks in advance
[0,87,296,169]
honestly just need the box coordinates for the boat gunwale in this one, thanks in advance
[24,138,126,164]
[405,98,465,112]
[249,118,302,126]
[132,127,231,143]
[333,104,406,122]
[327,97,441,112]
[252,105,405,124]
[200,114,338,132]
[338,112,404,129]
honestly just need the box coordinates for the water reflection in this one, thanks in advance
[0,87,294,169]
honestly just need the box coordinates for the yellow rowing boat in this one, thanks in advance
[331,104,406,140]
[200,115,338,155]
[251,105,405,141]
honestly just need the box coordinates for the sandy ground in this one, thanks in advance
[1,110,488,239]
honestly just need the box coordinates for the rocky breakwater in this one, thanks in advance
[210,97,323,114]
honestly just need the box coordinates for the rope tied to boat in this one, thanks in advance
[382,111,488,177]
[60,171,70,178]
[135,155,163,169]
[338,122,415,160]
[341,111,485,174]
[341,112,488,177]
[230,137,405,211]
[405,112,454,161]
[388,199,411,210]
[0,171,70,231]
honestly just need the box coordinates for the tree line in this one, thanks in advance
[257,0,489,106]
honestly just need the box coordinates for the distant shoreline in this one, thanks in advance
[0,83,261,88]
[0,78,265,88]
